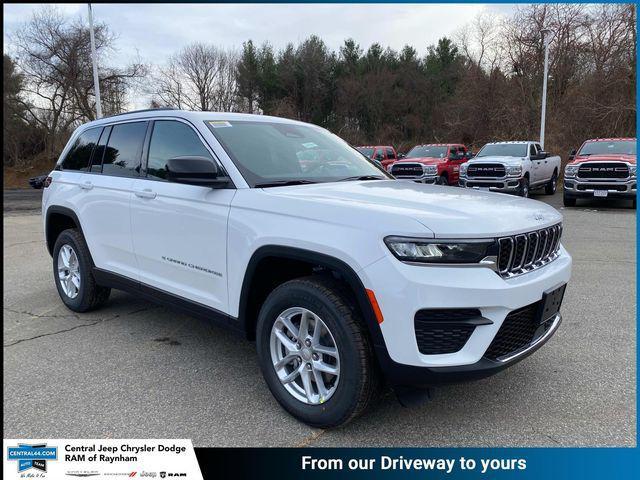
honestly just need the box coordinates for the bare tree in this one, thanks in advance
[153,43,239,111]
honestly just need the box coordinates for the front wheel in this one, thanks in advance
[563,193,576,207]
[256,276,380,428]
[518,177,530,197]
[436,175,448,186]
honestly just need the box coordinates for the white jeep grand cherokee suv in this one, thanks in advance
[42,110,572,427]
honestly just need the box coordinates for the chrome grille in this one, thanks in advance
[497,224,562,278]
[467,163,506,178]
[391,163,423,177]
[577,162,629,179]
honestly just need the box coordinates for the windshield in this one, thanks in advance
[356,147,374,157]
[406,145,448,158]
[578,140,636,156]
[206,120,388,187]
[477,144,527,158]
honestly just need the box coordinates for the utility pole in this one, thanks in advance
[88,3,102,119]
[539,28,554,149]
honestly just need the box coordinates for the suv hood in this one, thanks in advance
[260,180,562,238]
[570,154,636,165]
[468,156,524,166]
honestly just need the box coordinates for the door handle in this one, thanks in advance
[134,189,157,199]
[80,181,93,190]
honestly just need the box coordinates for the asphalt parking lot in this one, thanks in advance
[3,188,636,447]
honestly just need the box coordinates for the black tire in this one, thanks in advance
[436,175,447,186]
[518,176,530,197]
[563,194,576,207]
[256,276,380,428]
[545,171,558,195]
[52,228,111,312]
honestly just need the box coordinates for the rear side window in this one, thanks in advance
[147,120,212,180]
[90,126,112,173]
[102,122,147,177]
[60,127,101,171]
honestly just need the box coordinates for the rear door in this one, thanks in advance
[130,119,235,312]
[78,120,148,280]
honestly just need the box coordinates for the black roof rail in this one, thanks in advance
[99,107,179,120]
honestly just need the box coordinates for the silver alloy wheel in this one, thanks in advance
[270,307,341,405]
[551,176,557,192]
[57,244,81,299]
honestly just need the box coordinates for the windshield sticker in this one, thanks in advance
[209,121,232,128]
[302,142,318,149]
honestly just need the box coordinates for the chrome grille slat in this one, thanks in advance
[497,223,562,278]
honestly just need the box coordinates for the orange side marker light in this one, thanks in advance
[366,289,384,324]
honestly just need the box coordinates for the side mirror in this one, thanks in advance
[166,156,229,187]
[539,151,550,159]
[568,149,576,161]
[398,153,406,159]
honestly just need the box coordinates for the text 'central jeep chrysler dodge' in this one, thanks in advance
[42,110,572,427]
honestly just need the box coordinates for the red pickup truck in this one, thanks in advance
[388,143,470,185]
[355,145,398,169]
[563,138,636,208]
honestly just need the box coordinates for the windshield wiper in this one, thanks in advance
[338,175,386,182]
[255,179,318,188]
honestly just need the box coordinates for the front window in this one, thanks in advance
[578,140,636,156]
[406,145,448,159]
[477,144,528,158]
[356,147,374,157]
[206,120,388,187]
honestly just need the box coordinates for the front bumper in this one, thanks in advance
[359,247,572,386]
[395,175,437,184]
[459,177,522,193]
[563,177,636,198]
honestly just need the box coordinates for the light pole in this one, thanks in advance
[539,28,554,149]
[87,3,102,119]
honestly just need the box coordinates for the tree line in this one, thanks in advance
[3,3,636,175]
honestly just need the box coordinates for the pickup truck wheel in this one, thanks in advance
[519,177,530,197]
[563,194,576,207]
[436,175,447,185]
[545,172,558,195]
[53,229,111,312]
[256,276,380,428]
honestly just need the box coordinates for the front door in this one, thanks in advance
[130,119,235,313]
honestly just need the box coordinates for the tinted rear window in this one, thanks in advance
[102,122,147,177]
[60,127,101,171]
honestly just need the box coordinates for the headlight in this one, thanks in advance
[506,165,522,177]
[384,237,496,264]
[630,165,636,177]
[423,165,438,176]
[459,163,468,177]
[565,164,579,178]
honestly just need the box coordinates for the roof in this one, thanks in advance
[583,138,636,142]
[356,145,394,149]
[484,141,538,145]
[79,109,313,131]
[413,143,463,147]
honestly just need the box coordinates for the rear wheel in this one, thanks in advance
[545,171,558,195]
[563,194,576,207]
[256,276,380,428]
[53,229,110,312]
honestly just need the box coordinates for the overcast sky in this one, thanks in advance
[3,3,516,66]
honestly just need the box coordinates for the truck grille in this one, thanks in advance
[414,309,483,355]
[577,162,629,179]
[484,301,552,361]
[391,163,423,177]
[497,224,562,277]
[467,163,506,178]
